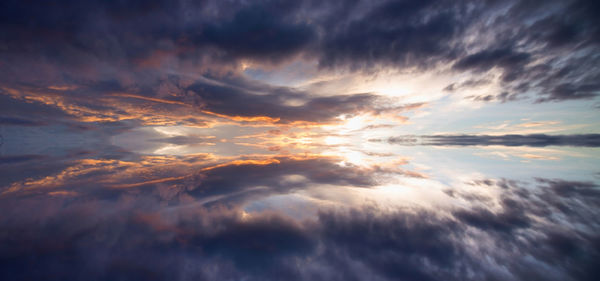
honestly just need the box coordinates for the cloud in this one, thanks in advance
[453,48,531,74]
[1,70,421,127]
[535,178,600,200]
[1,153,399,202]
[1,175,599,280]
[0,154,47,164]
[315,0,464,70]
[0,117,47,126]
[185,79,382,124]
[1,147,597,278]
[199,3,316,63]
[1,1,599,280]
[380,134,600,147]
[1,0,598,120]
[453,205,530,234]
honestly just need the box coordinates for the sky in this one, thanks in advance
[1,0,600,280]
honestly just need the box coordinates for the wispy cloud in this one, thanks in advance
[377,134,600,147]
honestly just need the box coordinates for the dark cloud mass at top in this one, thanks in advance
[0,0,599,116]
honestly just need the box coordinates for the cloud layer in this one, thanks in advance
[379,134,600,147]
[1,152,598,280]
[1,0,599,130]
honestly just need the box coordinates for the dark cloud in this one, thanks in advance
[450,177,600,281]
[2,127,600,281]
[1,175,599,280]
[1,0,598,110]
[1,63,416,125]
[186,78,406,123]
[535,178,600,200]
[0,153,393,205]
[0,117,47,126]
[453,206,530,233]
[199,3,316,63]
[185,156,378,203]
[316,0,465,70]
[453,48,531,74]
[536,82,600,103]
[317,209,467,281]
[0,154,47,164]
[0,91,72,125]
[379,134,600,147]
[0,0,313,71]
[474,0,600,102]
[465,91,520,103]
[443,78,492,93]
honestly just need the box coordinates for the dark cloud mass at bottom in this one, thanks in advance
[0,151,599,281]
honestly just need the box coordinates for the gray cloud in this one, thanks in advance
[378,134,600,147]
[1,0,599,111]
[1,175,598,280]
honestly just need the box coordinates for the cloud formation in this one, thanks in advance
[1,171,598,280]
[1,0,598,129]
[1,1,599,280]
[379,134,600,147]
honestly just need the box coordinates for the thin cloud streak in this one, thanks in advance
[376,134,600,147]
